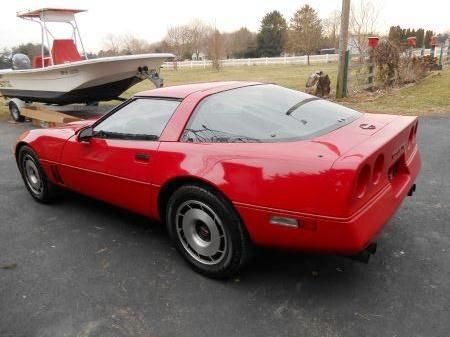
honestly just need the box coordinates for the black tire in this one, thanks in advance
[17,145,58,203]
[9,101,25,122]
[166,185,253,279]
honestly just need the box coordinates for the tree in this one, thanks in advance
[350,0,379,56]
[120,34,152,55]
[0,48,11,69]
[288,5,322,65]
[388,25,403,45]
[12,43,48,59]
[424,30,434,48]
[416,28,425,48]
[164,25,192,59]
[389,26,427,49]
[208,29,224,70]
[102,34,121,56]
[163,21,213,60]
[188,19,213,60]
[256,10,287,57]
[100,34,153,56]
[322,10,341,49]
[437,32,449,45]
[224,27,257,58]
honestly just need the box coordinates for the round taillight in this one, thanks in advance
[373,154,384,185]
[356,164,371,198]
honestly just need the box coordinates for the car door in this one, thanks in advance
[59,98,180,216]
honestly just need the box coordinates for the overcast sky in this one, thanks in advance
[1,0,449,52]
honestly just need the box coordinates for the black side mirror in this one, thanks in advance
[78,126,93,142]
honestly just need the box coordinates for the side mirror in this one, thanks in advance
[78,126,93,142]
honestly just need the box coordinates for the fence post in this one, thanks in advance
[284,55,287,64]
[368,52,374,90]
[342,50,350,97]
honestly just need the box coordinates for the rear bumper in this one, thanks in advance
[235,147,421,255]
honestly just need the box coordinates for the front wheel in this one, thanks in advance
[17,145,58,203]
[166,185,252,279]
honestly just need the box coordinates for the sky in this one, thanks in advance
[0,0,449,52]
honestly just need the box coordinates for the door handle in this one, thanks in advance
[135,153,150,162]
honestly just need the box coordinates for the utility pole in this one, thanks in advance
[336,0,351,98]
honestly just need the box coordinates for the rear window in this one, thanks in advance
[181,84,361,143]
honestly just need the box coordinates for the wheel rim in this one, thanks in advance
[10,104,20,120]
[22,155,43,196]
[176,200,228,265]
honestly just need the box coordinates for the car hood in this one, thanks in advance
[15,118,98,162]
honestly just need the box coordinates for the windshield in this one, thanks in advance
[182,84,361,143]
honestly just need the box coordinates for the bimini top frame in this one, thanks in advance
[17,8,88,68]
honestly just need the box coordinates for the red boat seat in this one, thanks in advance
[32,56,53,68]
[51,39,82,65]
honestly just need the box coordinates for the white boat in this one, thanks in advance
[0,8,174,105]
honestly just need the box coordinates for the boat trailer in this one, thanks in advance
[138,66,164,88]
[3,67,164,127]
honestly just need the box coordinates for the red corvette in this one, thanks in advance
[15,81,421,278]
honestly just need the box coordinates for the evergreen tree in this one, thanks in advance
[424,30,434,48]
[288,5,322,65]
[256,11,287,57]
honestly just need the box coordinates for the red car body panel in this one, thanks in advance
[16,81,421,255]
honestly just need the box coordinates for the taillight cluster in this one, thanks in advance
[354,121,417,200]
[372,154,384,185]
[355,164,371,198]
[408,122,419,149]
[355,153,385,199]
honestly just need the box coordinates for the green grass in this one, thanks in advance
[1,64,448,119]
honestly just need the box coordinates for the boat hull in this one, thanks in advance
[0,54,172,104]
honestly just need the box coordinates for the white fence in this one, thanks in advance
[162,48,436,69]
[162,54,339,69]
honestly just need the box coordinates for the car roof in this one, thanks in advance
[135,81,263,99]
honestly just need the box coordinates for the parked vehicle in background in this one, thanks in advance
[0,8,172,118]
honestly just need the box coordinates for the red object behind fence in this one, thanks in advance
[368,36,379,48]
[407,37,416,47]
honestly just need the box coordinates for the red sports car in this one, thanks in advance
[15,81,421,278]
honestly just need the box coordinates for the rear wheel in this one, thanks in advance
[17,145,57,203]
[9,101,25,122]
[166,185,252,279]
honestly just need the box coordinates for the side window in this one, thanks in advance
[94,98,180,140]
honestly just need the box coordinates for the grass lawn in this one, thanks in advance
[125,63,339,96]
[1,64,448,119]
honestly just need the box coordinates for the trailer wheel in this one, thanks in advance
[9,101,25,122]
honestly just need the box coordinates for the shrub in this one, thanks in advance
[373,40,400,87]
[398,56,428,84]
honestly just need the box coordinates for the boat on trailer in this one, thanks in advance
[0,8,173,114]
